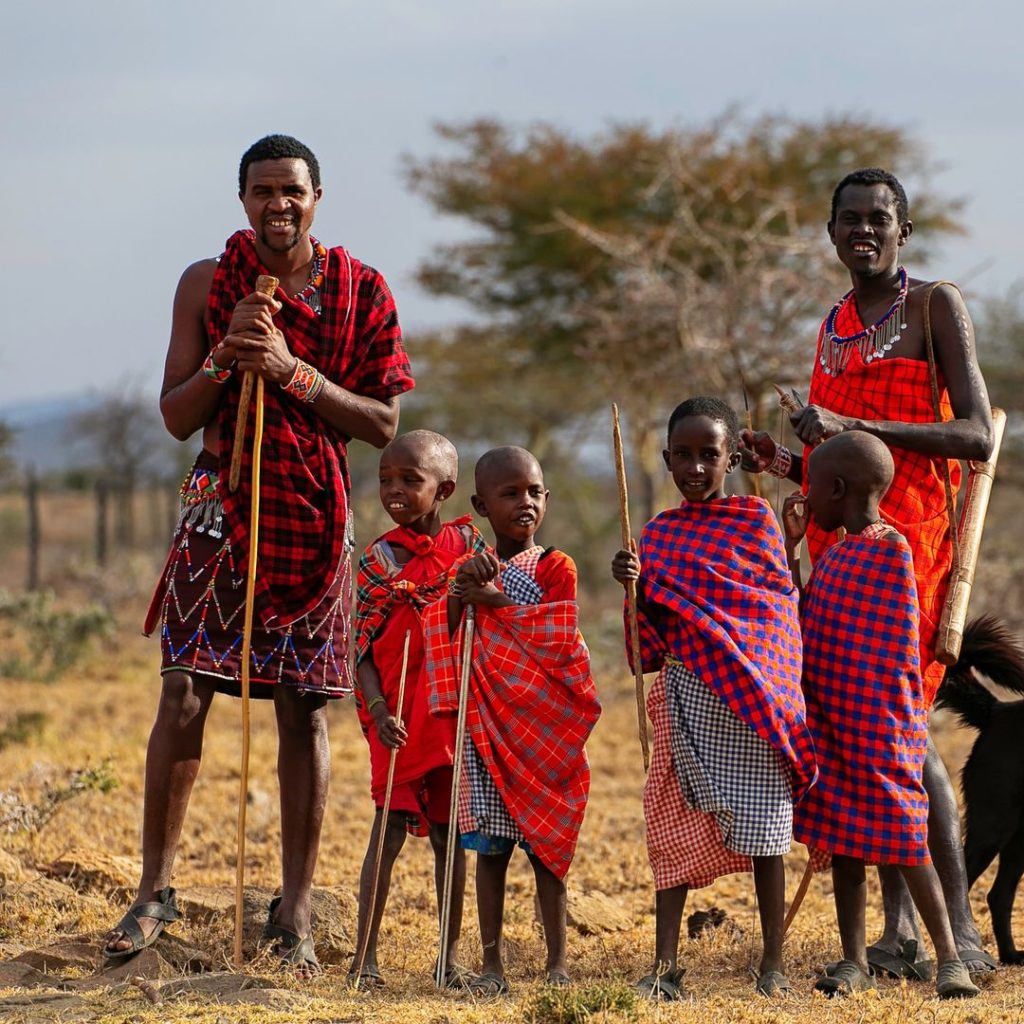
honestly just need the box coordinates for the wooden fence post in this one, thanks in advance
[25,467,40,591]
[95,478,109,566]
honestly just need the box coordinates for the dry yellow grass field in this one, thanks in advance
[2,485,1024,1021]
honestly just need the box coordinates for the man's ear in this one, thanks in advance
[827,219,837,246]
[833,476,847,500]
[470,494,488,518]
[898,219,913,247]
[726,450,742,473]
[662,448,671,471]
[436,480,456,502]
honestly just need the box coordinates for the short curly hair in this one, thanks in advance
[238,135,321,193]
[830,168,909,226]
[666,396,740,452]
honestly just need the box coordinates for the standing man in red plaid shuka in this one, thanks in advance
[104,135,413,973]
[782,430,977,1000]
[742,169,996,979]
[613,397,816,1001]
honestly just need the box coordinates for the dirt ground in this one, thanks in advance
[1,632,1023,1023]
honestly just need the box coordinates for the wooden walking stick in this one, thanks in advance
[612,404,650,772]
[232,273,277,967]
[351,630,412,986]
[436,604,475,989]
[783,855,814,936]
[229,275,279,492]
[934,406,1006,663]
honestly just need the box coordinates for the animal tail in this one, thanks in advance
[934,615,1024,729]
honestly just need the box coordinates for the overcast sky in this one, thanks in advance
[2,0,1020,411]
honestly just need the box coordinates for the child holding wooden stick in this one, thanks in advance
[611,396,816,1000]
[423,446,601,995]
[350,430,485,990]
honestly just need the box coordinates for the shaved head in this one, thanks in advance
[811,430,895,502]
[474,446,543,491]
[383,430,458,483]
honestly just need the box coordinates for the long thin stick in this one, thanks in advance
[436,605,475,988]
[741,382,761,499]
[233,372,265,967]
[612,404,650,772]
[352,630,412,986]
[229,276,279,492]
[783,857,814,935]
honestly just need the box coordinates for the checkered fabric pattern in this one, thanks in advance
[424,548,600,879]
[208,230,414,628]
[794,529,931,867]
[806,299,961,704]
[632,496,816,800]
[352,519,486,819]
[666,661,793,855]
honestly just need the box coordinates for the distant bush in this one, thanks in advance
[0,711,48,752]
[0,589,114,681]
[0,759,119,838]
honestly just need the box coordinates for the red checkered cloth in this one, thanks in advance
[423,550,601,879]
[644,668,755,889]
[794,526,930,868]
[806,297,961,704]
[352,517,486,835]
[209,230,414,627]
[632,496,816,799]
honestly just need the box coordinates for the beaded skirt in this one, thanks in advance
[152,449,353,699]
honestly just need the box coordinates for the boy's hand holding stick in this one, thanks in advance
[612,404,650,772]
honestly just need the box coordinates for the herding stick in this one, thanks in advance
[741,382,761,499]
[612,404,650,772]
[232,274,277,966]
[229,275,279,492]
[436,605,475,988]
[351,630,413,987]
[936,406,1006,664]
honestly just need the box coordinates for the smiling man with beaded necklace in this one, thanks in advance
[102,134,415,975]
[742,167,996,980]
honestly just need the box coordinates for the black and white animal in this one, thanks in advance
[935,615,1024,965]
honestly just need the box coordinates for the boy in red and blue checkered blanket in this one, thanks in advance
[612,397,815,1001]
[423,446,600,996]
[782,430,978,1000]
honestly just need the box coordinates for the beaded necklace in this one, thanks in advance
[294,237,327,313]
[819,266,908,377]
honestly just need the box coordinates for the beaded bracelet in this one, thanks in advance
[281,359,326,403]
[366,695,386,715]
[447,576,461,596]
[766,443,793,480]
[202,352,232,383]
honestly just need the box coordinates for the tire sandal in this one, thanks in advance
[935,960,980,999]
[957,947,998,978]
[263,896,321,976]
[635,966,686,1001]
[755,969,793,996]
[103,886,181,961]
[467,971,510,996]
[866,939,933,981]
[435,962,476,990]
[815,959,875,998]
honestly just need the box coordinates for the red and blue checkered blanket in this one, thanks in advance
[795,529,930,866]
[633,496,815,799]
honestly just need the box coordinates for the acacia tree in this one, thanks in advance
[404,112,962,521]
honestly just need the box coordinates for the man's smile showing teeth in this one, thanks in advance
[852,243,876,253]
[388,502,406,510]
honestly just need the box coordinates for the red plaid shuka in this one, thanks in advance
[806,297,961,704]
[209,230,414,628]
[633,497,816,798]
[794,525,930,867]
[352,516,486,824]
[423,550,600,879]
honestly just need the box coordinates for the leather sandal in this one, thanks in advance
[103,886,181,961]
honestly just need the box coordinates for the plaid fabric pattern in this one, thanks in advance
[807,299,961,704]
[424,549,600,879]
[351,518,486,827]
[632,496,816,799]
[208,230,414,628]
[794,530,930,867]
[666,660,792,856]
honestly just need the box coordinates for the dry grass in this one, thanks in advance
[1,641,1023,1022]
[1,482,1024,1020]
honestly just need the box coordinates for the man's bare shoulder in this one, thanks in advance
[178,258,218,295]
